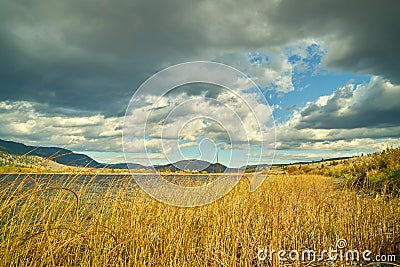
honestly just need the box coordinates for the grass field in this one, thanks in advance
[0,173,399,266]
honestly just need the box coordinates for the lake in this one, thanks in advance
[0,173,225,194]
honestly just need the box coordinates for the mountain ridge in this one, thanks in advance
[0,139,228,172]
[0,139,102,168]
[155,159,229,173]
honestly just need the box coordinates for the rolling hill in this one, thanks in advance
[0,139,103,168]
[155,159,228,173]
[0,139,225,172]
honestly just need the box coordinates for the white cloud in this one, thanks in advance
[292,76,400,129]
[275,77,400,153]
[0,100,123,152]
[122,66,276,166]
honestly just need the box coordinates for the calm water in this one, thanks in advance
[0,173,218,193]
[1,173,131,188]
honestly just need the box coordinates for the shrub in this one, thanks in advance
[344,147,400,195]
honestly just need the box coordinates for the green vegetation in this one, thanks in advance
[0,152,52,173]
[280,147,400,195]
[344,147,400,195]
[0,151,133,174]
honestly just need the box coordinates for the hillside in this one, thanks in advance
[0,139,102,168]
[0,151,70,172]
[343,147,400,194]
[155,159,228,173]
[0,139,271,173]
[0,139,234,172]
[0,139,153,171]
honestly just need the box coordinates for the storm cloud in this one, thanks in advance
[1,0,400,163]
[293,77,400,129]
[1,0,399,116]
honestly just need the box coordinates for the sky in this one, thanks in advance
[0,0,400,167]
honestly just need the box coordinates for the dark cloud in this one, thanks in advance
[294,77,400,129]
[166,83,224,99]
[0,0,399,118]
[267,0,400,83]
[0,0,209,116]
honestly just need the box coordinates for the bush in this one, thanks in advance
[286,165,298,174]
[345,147,400,195]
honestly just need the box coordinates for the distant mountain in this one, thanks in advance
[107,163,148,169]
[155,159,229,173]
[240,163,270,170]
[0,139,148,169]
[0,139,103,168]
[0,139,173,170]
[0,139,263,172]
[270,156,353,166]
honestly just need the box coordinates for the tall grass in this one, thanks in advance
[0,173,399,266]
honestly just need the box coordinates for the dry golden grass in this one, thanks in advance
[0,173,399,266]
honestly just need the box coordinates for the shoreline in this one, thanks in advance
[0,172,261,176]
